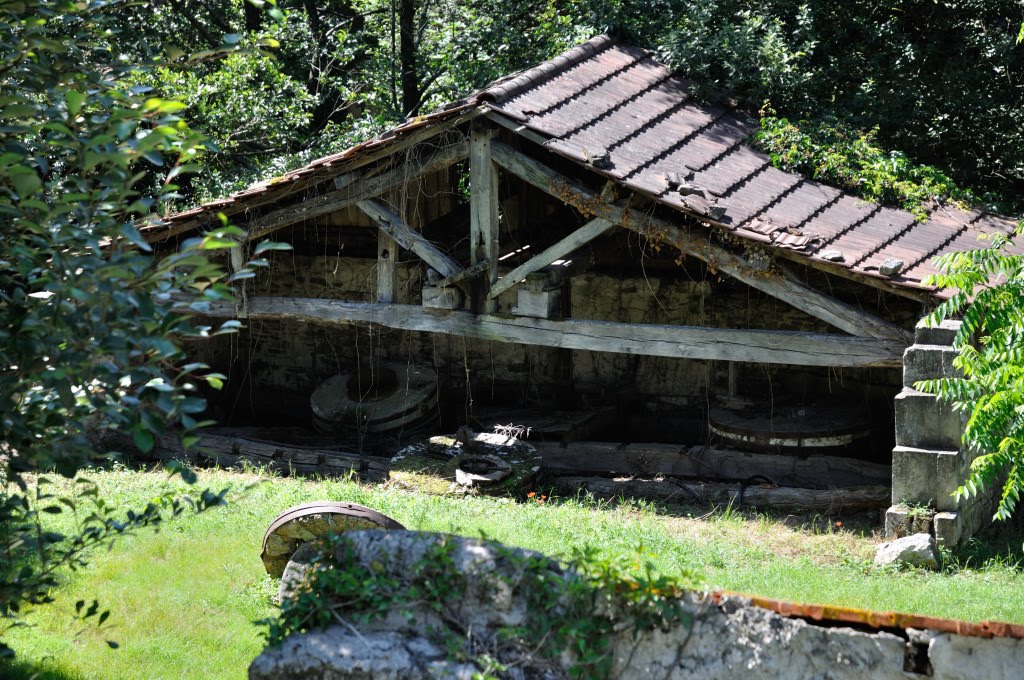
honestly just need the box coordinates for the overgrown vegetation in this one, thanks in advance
[84,0,1022,213]
[917,226,1024,520]
[266,532,698,678]
[0,0,287,654]
[752,113,987,220]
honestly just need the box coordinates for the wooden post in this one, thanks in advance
[470,124,499,312]
[377,232,398,303]
[229,244,248,318]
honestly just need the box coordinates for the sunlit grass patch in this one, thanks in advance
[3,466,1024,679]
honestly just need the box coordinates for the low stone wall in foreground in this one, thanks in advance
[250,531,1023,680]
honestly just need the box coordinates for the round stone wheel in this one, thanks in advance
[709,402,871,452]
[261,501,406,578]
[389,432,542,496]
[310,362,438,435]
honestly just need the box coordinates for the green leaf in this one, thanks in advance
[65,90,87,117]
[132,428,155,454]
[253,240,292,256]
[6,166,41,197]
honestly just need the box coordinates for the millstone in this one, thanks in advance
[261,501,406,578]
[389,432,541,496]
[310,362,438,435]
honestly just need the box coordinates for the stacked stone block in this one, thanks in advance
[886,319,993,546]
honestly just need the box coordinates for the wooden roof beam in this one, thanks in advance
[487,217,614,299]
[239,139,469,242]
[489,140,911,344]
[357,199,461,279]
[194,296,905,368]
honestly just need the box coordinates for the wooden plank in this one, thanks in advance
[194,296,905,367]
[357,199,460,279]
[488,217,614,299]
[242,140,469,242]
[470,126,500,312]
[552,476,891,511]
[435,259,490,288]
[377,231,398,303]
[490,140,911,344]
[533,441,892,489]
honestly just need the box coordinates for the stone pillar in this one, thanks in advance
[885,319,994,546]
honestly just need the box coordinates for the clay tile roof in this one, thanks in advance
[156,34,1022,297]
[481,37,1022,294]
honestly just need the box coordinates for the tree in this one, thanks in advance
[917,226,1024,520]
[0,0,285,654]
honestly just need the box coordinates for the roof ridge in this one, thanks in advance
[479,34,616,104]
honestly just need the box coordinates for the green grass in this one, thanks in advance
[4,465,1024,679]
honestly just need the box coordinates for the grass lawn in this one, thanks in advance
[4,465,1024,679]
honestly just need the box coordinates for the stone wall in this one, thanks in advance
[250,531,1024,680]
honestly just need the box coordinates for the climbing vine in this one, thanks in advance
[261,534,700,679]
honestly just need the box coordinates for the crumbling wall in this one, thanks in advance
[250,531,1024,680]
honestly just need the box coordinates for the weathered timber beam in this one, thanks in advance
[377,231,398,303]
[488,217,615,299]
[143,114,478,245]
[489,140,911,344]
[241,140,469,242]
[357,199,461,279]
[195,296,904,367]
[435,259,490,288]
[470,126,500,312]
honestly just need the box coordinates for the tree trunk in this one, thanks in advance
[399,0,419,117]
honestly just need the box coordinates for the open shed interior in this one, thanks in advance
[181,130,923,489]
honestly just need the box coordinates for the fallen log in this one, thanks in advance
[534,441,891,489]
[552,475,891,511]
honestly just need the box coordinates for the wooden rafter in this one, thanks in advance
[489,140,912,344]
[487,217,614,299]
[195,296,905,368]
[357,199,460,279]
[237,140,469,242]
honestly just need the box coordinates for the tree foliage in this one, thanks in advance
[917,228,1024,521]
[106,0,1023,215]
[0,0,286,653]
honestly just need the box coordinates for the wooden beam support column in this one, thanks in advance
[357,198,460,279]
[376,231,398,303]
[488,217,614,300]
[489,140,911,344]
[194,296,906,368]
[470,125,500,312]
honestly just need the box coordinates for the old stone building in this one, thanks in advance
[146,35,1021,545]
